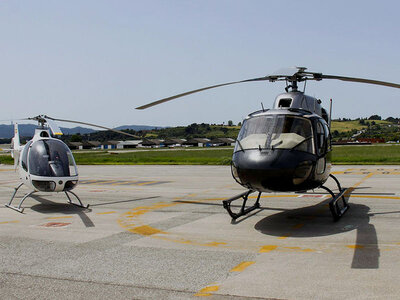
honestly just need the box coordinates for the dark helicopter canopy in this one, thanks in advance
[28,139,78,177]
[235,110,315,154]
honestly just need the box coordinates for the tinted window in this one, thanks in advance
[28,139,77,177]
[316,121,328,155]
[236,115,314,153]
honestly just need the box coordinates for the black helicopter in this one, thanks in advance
[136,67,400,221]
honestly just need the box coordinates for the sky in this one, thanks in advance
[0,0,399,129]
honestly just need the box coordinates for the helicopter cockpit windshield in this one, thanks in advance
[28,140,78,177]
[235,115,314,153]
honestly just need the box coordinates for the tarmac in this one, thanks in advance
[1,164,400,299]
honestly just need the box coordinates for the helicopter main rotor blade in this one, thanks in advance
[43,116,139,139]
[135,67,400,110]
[135,76,269,110]
[319,74,400,89]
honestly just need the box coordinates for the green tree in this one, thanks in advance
[70,134,82,142]
[368,115,382,120]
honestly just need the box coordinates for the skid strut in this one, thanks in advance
[65,191,89,209]
[320,174,349,221]
[5,183,89,213]
[5,183,34,213]
[223,190,262,220]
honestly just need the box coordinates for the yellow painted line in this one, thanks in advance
[181,194,297,202]
[137,181,158,186]
[259,245,278,253]
[204,241,227,247]
[108,181,125,185]
[0,220,19,224]
[344,172,375,197]
[230,261,255,272]
[47,216,73,220]
[194,285,219,297]
[96,211,116,215]
[283,246,315,252]
[351,195,400,200]
[130,225,166,236]
[277,235,289,240]
[0,169,14,172]
[346,245,365,249]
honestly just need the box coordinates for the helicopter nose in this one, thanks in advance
[231,149,314,192]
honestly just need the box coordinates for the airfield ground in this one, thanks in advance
[1,165,400,299]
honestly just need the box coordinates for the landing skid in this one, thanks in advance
[223,190,262,221]
[222,174,349,222]
[320,174,349,221]
[5,183,89,213]
[5,183,33,213]
[65,191,89,209]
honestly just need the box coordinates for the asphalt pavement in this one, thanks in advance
[1,165,400,299]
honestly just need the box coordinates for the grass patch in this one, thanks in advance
[331,145,400,164]
[2,145,400,166]
[73,148,233,165]
[0,155,13,165]
[331,120,391,133]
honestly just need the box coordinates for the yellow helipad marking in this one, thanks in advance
[283,246,315,252]
[351,195,400,200]
[80,179,168,186]
[131,225,166,236]
[118,172,397,253]
[259,245,278,253]
[344,172,375,197]
[333,169,400,175]
[194,285,220,297]
[47,216,73,220]
[347,245,365,249]
[0,169,14,172]
[137,181,158,186]
[96,211,116,215]
[204,242,227,247]
[0,220,19,224]
[230,261,255,272]
[118,202,177,236]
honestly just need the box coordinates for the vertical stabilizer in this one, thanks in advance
[11,123,21,168]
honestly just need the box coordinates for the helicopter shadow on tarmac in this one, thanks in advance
[254,195,380,269]
[29,195,94,228]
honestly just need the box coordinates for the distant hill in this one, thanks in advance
[115,125,162,131]
[0,124,96,138]
[0,123,162,138]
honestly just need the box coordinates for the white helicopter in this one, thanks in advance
[5,115,137,213]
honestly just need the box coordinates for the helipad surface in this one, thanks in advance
[1,165,400,299]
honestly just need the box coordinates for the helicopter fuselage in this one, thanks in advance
[231,92,331,193]
[18,128,79,193]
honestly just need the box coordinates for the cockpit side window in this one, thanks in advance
[21,141,32,171]
[316,121,329,155]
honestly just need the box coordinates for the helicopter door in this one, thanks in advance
[315,120,328,174]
